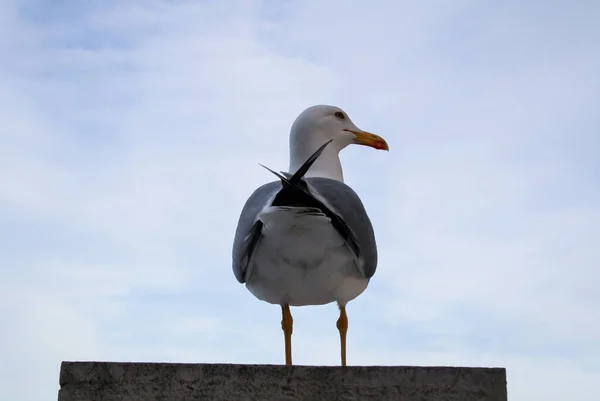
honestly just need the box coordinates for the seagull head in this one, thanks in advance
[287,105,388,181]
[290,105,389,153]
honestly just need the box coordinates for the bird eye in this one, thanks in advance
[334,111,345,119]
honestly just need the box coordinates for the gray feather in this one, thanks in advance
[231,182,280,283]
[305,177,378,279]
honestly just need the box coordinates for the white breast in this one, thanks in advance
[245,206,369,307]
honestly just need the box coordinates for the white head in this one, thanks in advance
[288,105,389,181]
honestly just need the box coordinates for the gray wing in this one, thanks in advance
[231,181,281,283]
[305,177,379,279]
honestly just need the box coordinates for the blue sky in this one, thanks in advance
[1,1,599,400]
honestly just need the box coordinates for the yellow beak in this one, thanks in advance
[345,129,389,151]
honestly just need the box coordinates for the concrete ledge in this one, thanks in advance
[58,361,507,401]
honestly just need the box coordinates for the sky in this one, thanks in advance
[0,0,599,400]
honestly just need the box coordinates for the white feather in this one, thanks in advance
[245,206,369,307]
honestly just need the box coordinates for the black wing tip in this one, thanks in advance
[259,139,332,188]
[259,163,292,186]
[289,139,333,184]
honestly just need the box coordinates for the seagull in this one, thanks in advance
[231,105,388,366]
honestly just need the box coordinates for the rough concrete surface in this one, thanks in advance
[58,361,507,401]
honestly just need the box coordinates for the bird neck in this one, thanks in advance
[288,144,345,182]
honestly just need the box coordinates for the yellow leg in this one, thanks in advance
[281,304,293,366]
[336,306,348,366]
